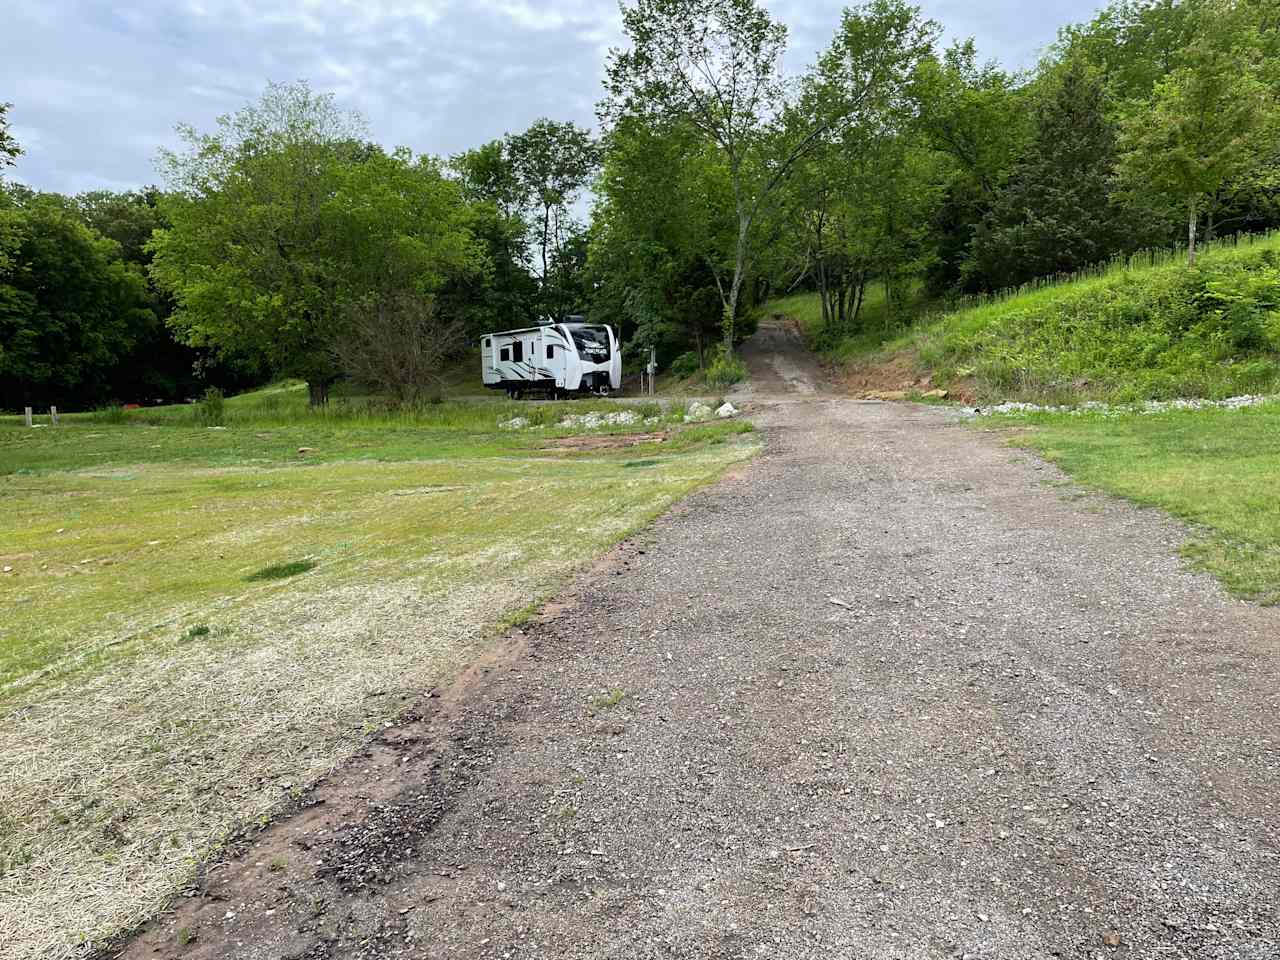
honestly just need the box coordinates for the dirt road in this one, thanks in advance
[120,329,1280,959]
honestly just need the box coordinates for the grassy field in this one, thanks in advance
[990,402,1280,604]
[770,231,1280,404]
[0,384,756,959]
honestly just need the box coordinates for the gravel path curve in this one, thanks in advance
[120,330,1280,960]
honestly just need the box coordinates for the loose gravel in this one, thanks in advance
[119,339,1280,959]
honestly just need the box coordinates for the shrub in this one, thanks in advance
[93,405,128,424]
[195,388,225,427]
[669,351,701,378]
[705,353,747,387]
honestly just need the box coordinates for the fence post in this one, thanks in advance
[50,406,58,426]
[24,406,33,428]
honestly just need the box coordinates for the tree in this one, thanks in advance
[149,81,369,406]
[1117,5,1275,265]
[910,41,1031,292]
[969,55,1140,289]
[332,294,463,406]
[76,188,167,266]
[1055,0,1203,104]
[506,119,600,320]
[0,193,153,409]
[0,102,19,171]
[321,148,481,403]
[450,141,539,334]
[604,0,934,353]
[588,115,735,365]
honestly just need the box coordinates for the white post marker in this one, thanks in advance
[50,406,58,426]
[24,406,33,427]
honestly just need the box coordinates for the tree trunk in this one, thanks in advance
[723,214,751,355]
[307,379,331,408]
[1187,197,1199,268]
[851,274,867,328]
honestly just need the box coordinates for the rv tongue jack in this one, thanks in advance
[480,321,622,399]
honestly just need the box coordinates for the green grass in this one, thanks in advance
[0,384,758,958]
[768,231,1280,404]
[993,401,1280,603]
[0,387,750,695]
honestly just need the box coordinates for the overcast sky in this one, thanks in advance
[3,0,1101,195]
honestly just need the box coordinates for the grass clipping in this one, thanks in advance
[0,443,754,960]
[0,573,534,959]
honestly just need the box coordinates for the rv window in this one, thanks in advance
[484,338,491,348]
[568,326,611,362]
[546,344,555,359]
[500,347,510,362]
[513,340,524,363]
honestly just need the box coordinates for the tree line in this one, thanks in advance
[2,0,1277,410]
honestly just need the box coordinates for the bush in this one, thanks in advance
[669,351,701,378]
[92,405,128,424]
[705,353,747,387]
[196,388,225,427]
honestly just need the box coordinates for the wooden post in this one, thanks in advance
[50,406,59,426]
[24,406,32,427]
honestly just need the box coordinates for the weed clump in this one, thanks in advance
[195,388,225,427]
[705,353,747,387]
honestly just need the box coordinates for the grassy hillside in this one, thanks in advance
[774,231,1280,403]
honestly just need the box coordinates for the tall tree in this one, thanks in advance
[1117,4,1275,265]
[969,55,1139,289]
[150,82,369,405]
[0,194,152,409]
[450,140,538,333]
[604,0,934,353]
[0,102,19,171]
[506,119,600,321]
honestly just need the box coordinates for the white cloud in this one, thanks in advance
[1,0,1100,194]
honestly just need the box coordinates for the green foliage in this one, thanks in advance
[0,191,154,410]
[969,55,1142,289]
[705,352,747,386]
[149,82,369,400]
[669,351,701,377]
[196,387,224,427]
[1116,2,1276,264]
[449,140,538,334]
[913,233,1280,401]
[506,119,600,319]
[150,82,480,406]
[0,102,19,171]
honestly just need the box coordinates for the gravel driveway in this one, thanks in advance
[120,333,1280,960]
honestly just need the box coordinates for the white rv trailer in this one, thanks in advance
[480,321,622,398]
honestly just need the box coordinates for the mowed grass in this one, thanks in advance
[995,401,1280,603]
[0,385,756,959]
